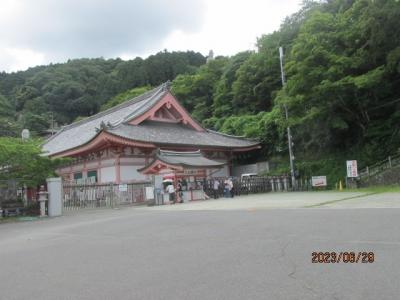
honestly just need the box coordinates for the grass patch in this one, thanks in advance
[345,185,400,194]
[0,216,19,224]
[305,185,400,208]
[0,216,40,224]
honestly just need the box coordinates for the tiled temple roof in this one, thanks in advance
[42,82,260,156]
[146,149,226,169]
[108,121,259,149]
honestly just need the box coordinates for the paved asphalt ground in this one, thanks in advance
[1,192,400,300]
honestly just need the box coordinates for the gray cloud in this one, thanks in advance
[0,0,205,70]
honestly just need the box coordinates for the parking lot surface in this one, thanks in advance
[1,191,399,300]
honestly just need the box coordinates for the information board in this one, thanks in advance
[346,160,358,178]
[118,184,128,192]
[311,176,327,187]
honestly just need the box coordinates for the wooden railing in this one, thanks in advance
[359,153,400,179]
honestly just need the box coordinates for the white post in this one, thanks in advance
[23,184,28,207]
[46,177,63,217]
[270,179,275,192]
[283,177,288,191]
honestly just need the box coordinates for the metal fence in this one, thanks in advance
[62,181,152,211]
[202,175,318,196]
[0,180,27,217]
[203,176,294,197]
[0,180,18,205]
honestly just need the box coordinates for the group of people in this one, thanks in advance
[165,180,184,204]
[212,177,234,199]
[165,177,235,204]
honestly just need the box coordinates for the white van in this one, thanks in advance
[241,173,258,192]
[241,173,258,180]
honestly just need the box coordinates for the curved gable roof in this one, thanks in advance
[43,83,168,156]
[138,150,226,174]
[43,82,261,157]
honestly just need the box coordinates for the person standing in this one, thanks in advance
[177,180,184,203]
[213,179,220,199]
[166,183,176,204]
[224,178,230,198]
[229,178,234,198]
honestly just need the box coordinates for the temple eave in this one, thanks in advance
[50,134,260,158]
[50,131,156,158]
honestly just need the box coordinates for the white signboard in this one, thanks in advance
[311,176,327,187]
[118,184,128,192]
[145,187,154,200]
[346,160,358,178]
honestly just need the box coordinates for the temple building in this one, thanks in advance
[43,82,260,184]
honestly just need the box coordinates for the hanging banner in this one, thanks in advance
[346,160,358,178]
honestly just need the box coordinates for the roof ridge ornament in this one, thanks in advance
[95,120,114,132]
[163,80,171,91]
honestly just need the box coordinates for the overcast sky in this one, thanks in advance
[0,0,301,73]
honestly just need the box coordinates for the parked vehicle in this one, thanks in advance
[241,173,258,191]
[241,173,258,180]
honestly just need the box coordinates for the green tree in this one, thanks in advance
[172,57,229,122]
[0,51,206,137]
[212,51,252,119]
[0,94,19,137]
[0,137,64,187]
[282,0,400,157]
[100,85,152,111]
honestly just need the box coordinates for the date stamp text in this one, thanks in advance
[312,251,375,263]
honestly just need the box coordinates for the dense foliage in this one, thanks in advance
[0,137,65,187]
[172,0,400,182]
[99,86,152,112]
[0,51,205,135]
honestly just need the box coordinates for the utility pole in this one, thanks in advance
[50,111,55,136]
[279,47,296,189]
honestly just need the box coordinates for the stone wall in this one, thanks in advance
[232,161,269,177]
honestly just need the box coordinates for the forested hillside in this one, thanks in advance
[172,0,400,179]
[0,51,205,135]
[1,0,399,182]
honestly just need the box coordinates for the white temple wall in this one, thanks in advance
[101,158,115,168]
[120,157,145,165]
[101,166,116,183]
[71,164,82,172]
[120,165,146,182]
[86,162,98,170]
[57,149,234,183]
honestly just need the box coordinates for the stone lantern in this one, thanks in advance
[38,185,48,217]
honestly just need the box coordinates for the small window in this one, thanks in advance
[73,172,83,180]
[87,170,98,183]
